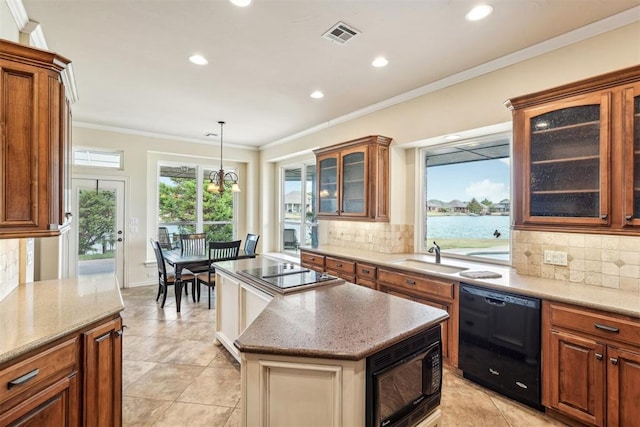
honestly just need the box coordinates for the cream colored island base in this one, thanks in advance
[241,352,366,427]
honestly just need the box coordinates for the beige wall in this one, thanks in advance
[71,126,259,286]
[260,22,640,259]
[0,1,19,42]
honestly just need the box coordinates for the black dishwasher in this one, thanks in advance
[458,283,542,409]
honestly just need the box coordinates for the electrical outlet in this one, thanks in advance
[543,250,568,266]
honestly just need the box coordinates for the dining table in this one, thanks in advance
[163,249,257,312]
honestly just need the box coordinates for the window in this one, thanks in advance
[158,163,236,245]
[282,164,317,253]
[73,147,123,169]
[422,133,511,263]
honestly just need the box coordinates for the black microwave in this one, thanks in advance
[366,325,442,427]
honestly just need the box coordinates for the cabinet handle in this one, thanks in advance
[361,269,370,274]
[336,210,340,213]
[8,369,39,389]
[309,257,315,261]
[600,214,608,220]
[595,323,619,333]
[626,215,633,221]
[336,263,342,267]
[113,329,124,338]
[610,357,618,365]
[406,279,416,285]
[595,353,603,361]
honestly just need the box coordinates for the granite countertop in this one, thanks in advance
[300,245,640,318]
[0,275,124,365]
[215,258,449,360]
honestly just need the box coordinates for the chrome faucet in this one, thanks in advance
[428,241,441,264]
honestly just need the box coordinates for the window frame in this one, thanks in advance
[418,131,513,266]
[156,161,238,241]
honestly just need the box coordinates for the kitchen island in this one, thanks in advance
[214,256,448,427]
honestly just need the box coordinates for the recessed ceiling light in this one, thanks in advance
[310,91,324,99]
[229,0,252,7]
[444,134,461,141]
[372,57,389,68]
[189,54,208,65]
[465,4,493,21]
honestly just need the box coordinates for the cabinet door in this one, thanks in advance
[607,347,640,427]
[548,330,605,426]
[216,272,241,359]
[317,154,339,216]
[521,92,611,226]
[83,317,123,427]
[340,147,368,217]
[0,374,79,427]
[622,82,640,227]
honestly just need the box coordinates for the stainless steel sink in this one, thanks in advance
[389,258,468,274]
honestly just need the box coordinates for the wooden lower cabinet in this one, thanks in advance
[543,301,640,427]
[547,330,605,426]
[0,315,122,427]
[607,347,640,427]
[83,317,123,427]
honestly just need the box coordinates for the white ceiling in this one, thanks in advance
[20,0,640,149]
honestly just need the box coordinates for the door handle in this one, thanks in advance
[117,238,123,242]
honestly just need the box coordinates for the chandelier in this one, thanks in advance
[207,121,241,194]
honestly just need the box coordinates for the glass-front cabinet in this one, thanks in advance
[315,135,391,221]
[623,82,640,226]
[523,93,610,225]
[508,65,640,233]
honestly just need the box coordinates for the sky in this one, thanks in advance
[427,158,510,203]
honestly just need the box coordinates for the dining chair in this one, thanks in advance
[180,233,207,255]
[158,227,174,249]
[150,238,195,308]
[195,240,242,309]
[244,233,260,255]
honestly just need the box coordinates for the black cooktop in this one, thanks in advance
[239,263,336,289]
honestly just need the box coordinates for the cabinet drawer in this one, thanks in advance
[326,257,355,275]
[548,302,640,345]
[378,268,454,300]
[300,252,325,270]
[356,277,376,289]
[356,263,377,279]
[0,337,79,404]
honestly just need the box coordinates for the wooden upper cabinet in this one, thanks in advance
[0,39,72,238]
[507,65,640,233]
[314,135,391,221]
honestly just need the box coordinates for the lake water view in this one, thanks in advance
[426,215,510,260]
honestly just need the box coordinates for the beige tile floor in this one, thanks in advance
[121,285,567,427]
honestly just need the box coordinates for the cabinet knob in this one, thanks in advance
[626,215,633,221]
[600,214,608,220]
[595,353,603,361]
[361,269,370,274]
[406,279,416,285]
[610,357,618,365]
[113,329,124,338]
[336,263,342,267]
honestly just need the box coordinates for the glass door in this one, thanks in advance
[282,164,317,253]
[341,149,367,216]
[318,155,338,216]
[70,179,125,287]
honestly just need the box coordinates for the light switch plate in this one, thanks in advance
[543,250,568,266]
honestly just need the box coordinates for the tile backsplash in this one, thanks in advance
[0,239,20,302]
[322,221,414,253]
[513,230,640,293]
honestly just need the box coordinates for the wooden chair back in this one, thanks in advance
[244,233,260,255]
[180,233,206,255]
[150,238,170,284]
[158,227,173,249]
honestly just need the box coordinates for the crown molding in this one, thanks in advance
[261,6,640,151]
[73,121,259,151]
[6,0,79,103]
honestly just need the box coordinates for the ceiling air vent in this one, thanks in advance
[321,21,361,45]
